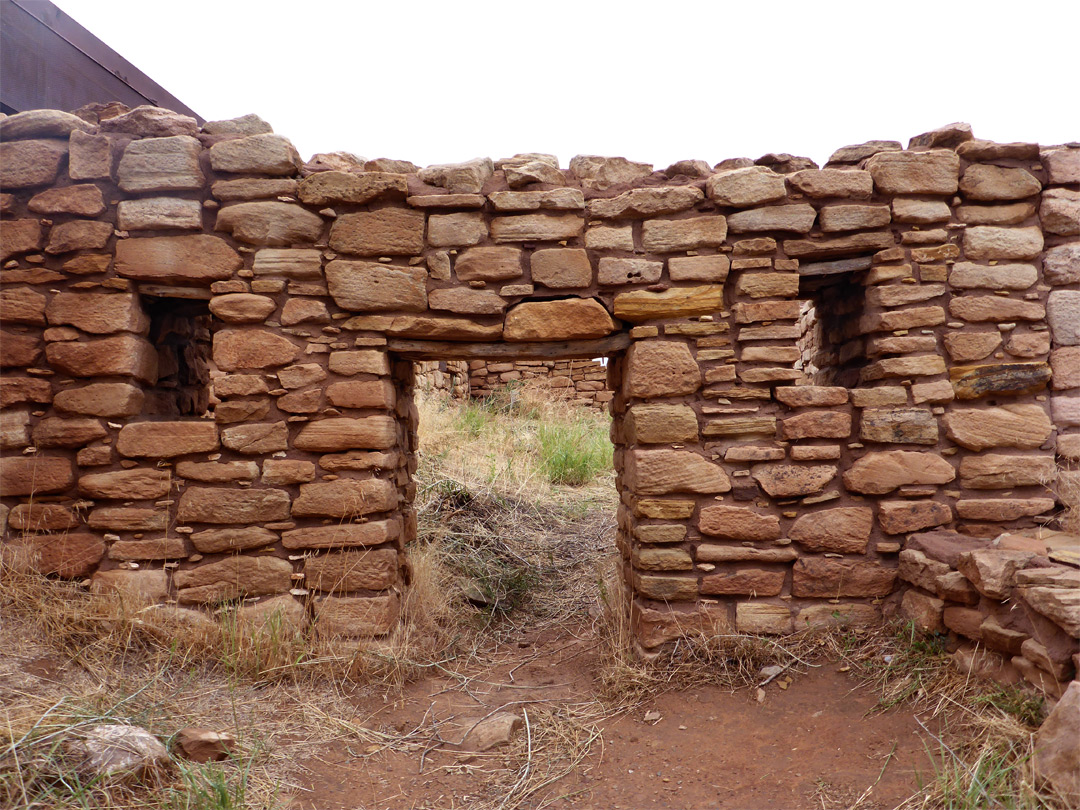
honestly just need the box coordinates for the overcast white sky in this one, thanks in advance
[54,0,1079,170]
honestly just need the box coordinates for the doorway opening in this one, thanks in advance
[797,271,869,388]
[140,295,214,417]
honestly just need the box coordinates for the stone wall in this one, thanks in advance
[468,358,611,409]
[414,360,469,399]
[0,108,1077,657]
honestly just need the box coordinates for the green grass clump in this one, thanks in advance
[537,416,611,486]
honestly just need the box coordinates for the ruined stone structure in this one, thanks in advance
[468,357,611,409]
[1,108,1078,669]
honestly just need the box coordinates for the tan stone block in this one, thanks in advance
[701,568,785,596]
[387,315,501,340]
[220,421,289,454]
[702,416,776,438]
[0,138,68,188]
[614,286,723,323]
[963,226,1043,261]
[878,500,952,534]
[46,335,158,383]
[1049,290,1080,345]
[31,417,107,448]
[865,283,945,308]
[727,204,816,233]
[584,224,634,251]
[8,503,77,532]
[291,478,397,518]
[818,204,890,232]
[950,362,1052,400]
[116,197,202,230]
[625,340,700,398]
[781,411,852,440]
[175,556,293,604]
[842,450,955,494]
[958,454,1056,489]
[88,507,167,531]
[792,558,896,598]
[944,331,1002,362]
[588,186,703,219]
[733,300,801,324]
[428,288,506,316]
[633,547,694,571]
[891,198,951,224]
[787,168,872,199]
[634,524,688,543]
[597,257,662,285]
[634,499,697,520]
[956,498,1056,521]
[949,262,1037,290]
[861,355,947,381]
[28,184,105,216]
[504,299,615,341]
[949,296,1044,322]
[176,460,259,483]
[215,201,323,247]
[706,167,786,207]
[774,386,847,407]
[209,293,277,323]
[281,519,401,549]
[327,208,423,256]
[789,507,872,553]
[260,459,316,485]
[190,526,277,553]
[252,248,322,279]
[78,468,170,499]
[326,350,388,376]
[315,593,399,637]
[297,171,407,205]
[177,487,290,525]
[213,329,300,371]
[860,305,945,332]
[865,150,959,195]
[751,464,835,497]
[796,603,881,629]
[490,213,583,242]
[736,272,798,299]
[0,287,46,324]
[46,292,149,335]
[943,404,1051,451]
[859,407,938,444]
[628,449,730,495]
[323,259,428,311]
[293,417,396,452]
[8,532,104,578]
[901,590,945,634]
[1051,347,1080,390]
[641,216,726,253]
[530,248,592,288]
[115,235,242,284]
[454,246,523,281]
[326,379,395,410]
[44,220,112,254]
[959,164,1041,201]
[627,404,698,444]
[698,505,780,540]
[117,135,203,192]
[305,548,399,592]
[208,133,300,175]
[427,212,487,247]
[668,255,730,282]
[1041,189,1080,236]
[1,219,43,261]
[92,569,169,602]
[736,603,793,634]
[633,573,699,602]
[957,549,1034,601]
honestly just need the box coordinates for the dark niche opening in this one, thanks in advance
[797,271,869,388]
[142,296,213,417]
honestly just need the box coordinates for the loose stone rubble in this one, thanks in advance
[0,110,1077,690]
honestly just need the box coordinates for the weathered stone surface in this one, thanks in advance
[792,558,896,598]
[628,449,730,495]
[701,568,785,597]
[279,297,329,325]
[959,164,1041,201]
[780,412,850,440]
[798,603,881,629]
[787,168,872,199]
[175,556,293,604]
[963,226,1043,261]
[116,197,202,230]
[454,246,523,281]
[490,214,583,243]
[216,201,323,246]
[958,454,1056,489]
[1033,680,1080,804]
[91,569,169,601]
[773,387,847,408]
[751,464,835,497]
[213,329,299,370]
[1,219,43,260]
[1051,347,1080,390]
[901,590,945,634]
[864,283,945,308]
[0,138,68,188]
[28,184,105,216]
[0,377,51,408]
[68,131,112,180]
[865,150,959,195]
[614,286,723,322]
[568,155,651,191]
[530,248,592,288]
[891,198,951,224]
[116,422,218,458]
[706,166,786,207]
[293,417,396,451]
[597,257,662,285]
[1044,148,1080,184]
[943,331,1001,362]
[177,487,290,524]
[117,136,203,192]
[843,451,955,494]
[584,224,632,251]
[189,527,277,553]
[418,158,493,193]
[0,409,30,449]
[291,478,397,518]
[504,158,565,188]
[213,178,298,201]
[387,315,502,340]
[641,216,726,253]
[115,235,242,284]
[44,220,112,254]
[46,335,157,383]
[209,293,277,323]
[428,288,506,316]
[734,603,793,634]
[668,255,730,282]
[698,505,780,540]
[948,262,1037,290]
[252,248,322,279]
[782,231,894,259]
[950,362,1051,399]
[304,549,398,593]
[202,113,273,136]
[1048,291,1080,345]
[949,295,1045,323]
[957,549,1034,600]
[503,299,615,341]
[281,519,401,549]
[8,503,77,532]
[860,355,949,382]
[943,405,1052,451]
[818,204,890,232]
[626,404,698,444]
[88,506,167,531]
[634,524,689,544]
[176,460,259,483]
[314,593,399,637]
[78,468,170,499]
[101,105,197,137]
[878,500,952,534]
[956,498,1056,521]
[488,189,583,211]
[727,204,816,233]
[1041,189,1080,236]
[219,421,288,454]
[0,109,92,139]
[588,186,703,219]
[625,340,700,398]
[698,546,797,564]
[736,272,797,299]
[786,507,872,554]
[1022,587,1080,638]
[7,532,103,578]
[324,380,394,411]
[0,287,46,325]
[897,548,952,592]
[427,212,487,247]
[209,134,301,175]
[702,416,776,438]
[859,408,938,444]
[46,292,149,335]
[31,416,106,448]
[327,350,389,376]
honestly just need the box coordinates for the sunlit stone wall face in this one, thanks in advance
[1,110,1077,681]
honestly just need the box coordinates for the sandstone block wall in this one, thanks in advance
[468,358,611,409]
[0,108,1077,652]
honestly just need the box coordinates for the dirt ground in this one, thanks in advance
[290,620,939,810]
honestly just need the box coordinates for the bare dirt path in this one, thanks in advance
[289,620,937,810]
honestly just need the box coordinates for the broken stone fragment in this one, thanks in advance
[174,728,237,763]
[64,724,170,782]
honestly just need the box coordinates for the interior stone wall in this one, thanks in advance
[468,358,611,409]
[1,107,1077,657]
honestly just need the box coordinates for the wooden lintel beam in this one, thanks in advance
[386,333,631,360]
